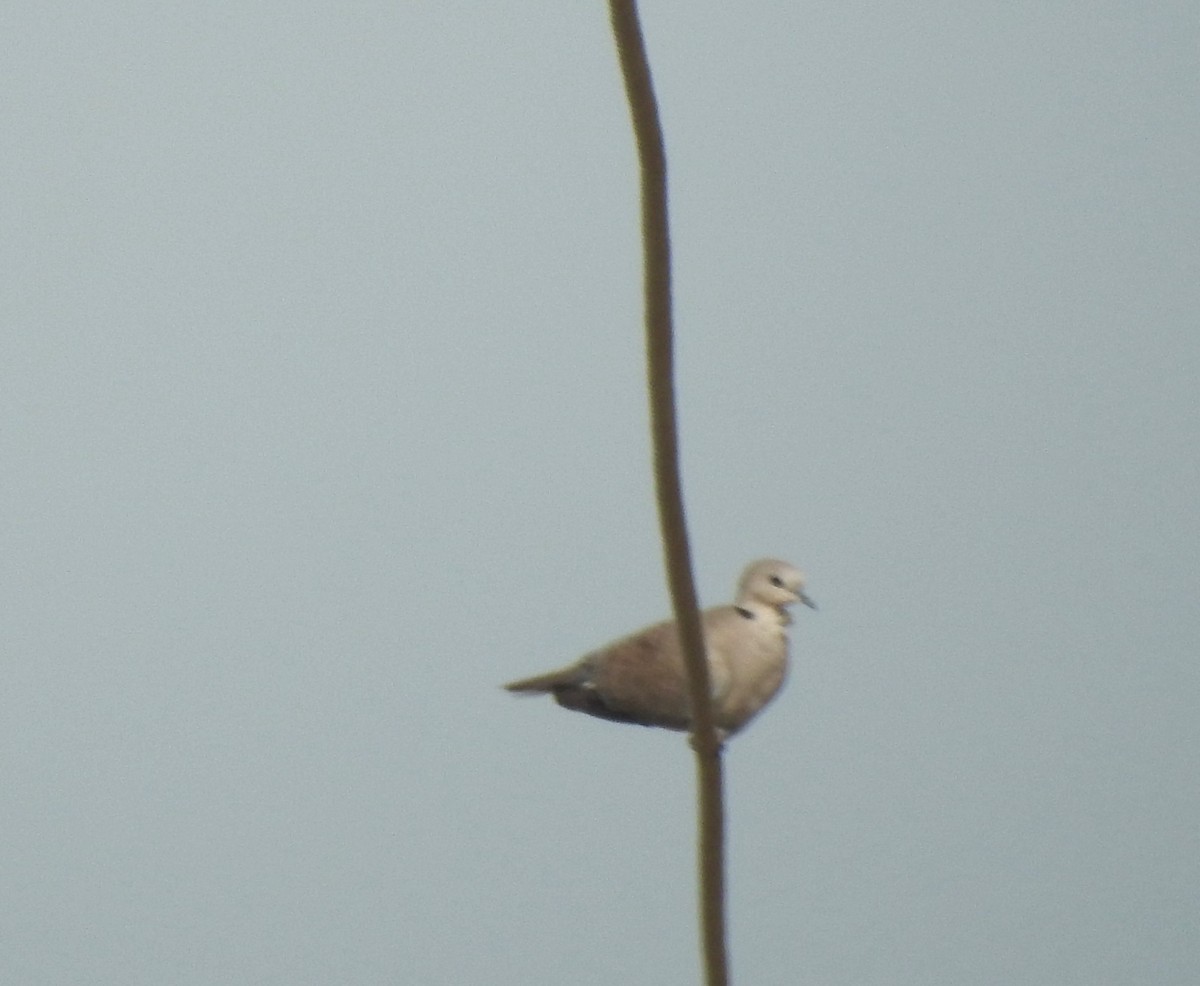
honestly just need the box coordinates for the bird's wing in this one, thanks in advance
[584,620,694,730]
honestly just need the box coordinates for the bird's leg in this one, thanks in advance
[688,727,727,754]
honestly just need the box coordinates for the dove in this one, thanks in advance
[504,558,815,737]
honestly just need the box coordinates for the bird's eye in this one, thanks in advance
[769,575,784,587]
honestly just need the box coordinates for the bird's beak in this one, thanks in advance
[798,591,817,610]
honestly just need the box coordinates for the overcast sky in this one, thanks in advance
[3,2,1197,984]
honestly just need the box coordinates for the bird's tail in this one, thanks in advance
[503,667,579,694]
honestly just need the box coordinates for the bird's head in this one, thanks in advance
[737,558,817,623]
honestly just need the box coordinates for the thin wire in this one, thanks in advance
[607,4,729,984]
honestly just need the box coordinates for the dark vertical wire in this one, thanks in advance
[606,4,729,985]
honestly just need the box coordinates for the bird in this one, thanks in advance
[503,558,815,738]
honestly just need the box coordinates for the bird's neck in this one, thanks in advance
[735,601,791,628]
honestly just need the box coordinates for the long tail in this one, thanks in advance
[503,666,580,694]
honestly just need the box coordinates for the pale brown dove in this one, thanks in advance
[504,558,815,737]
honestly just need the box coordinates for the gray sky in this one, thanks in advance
[3,2,1197,983]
